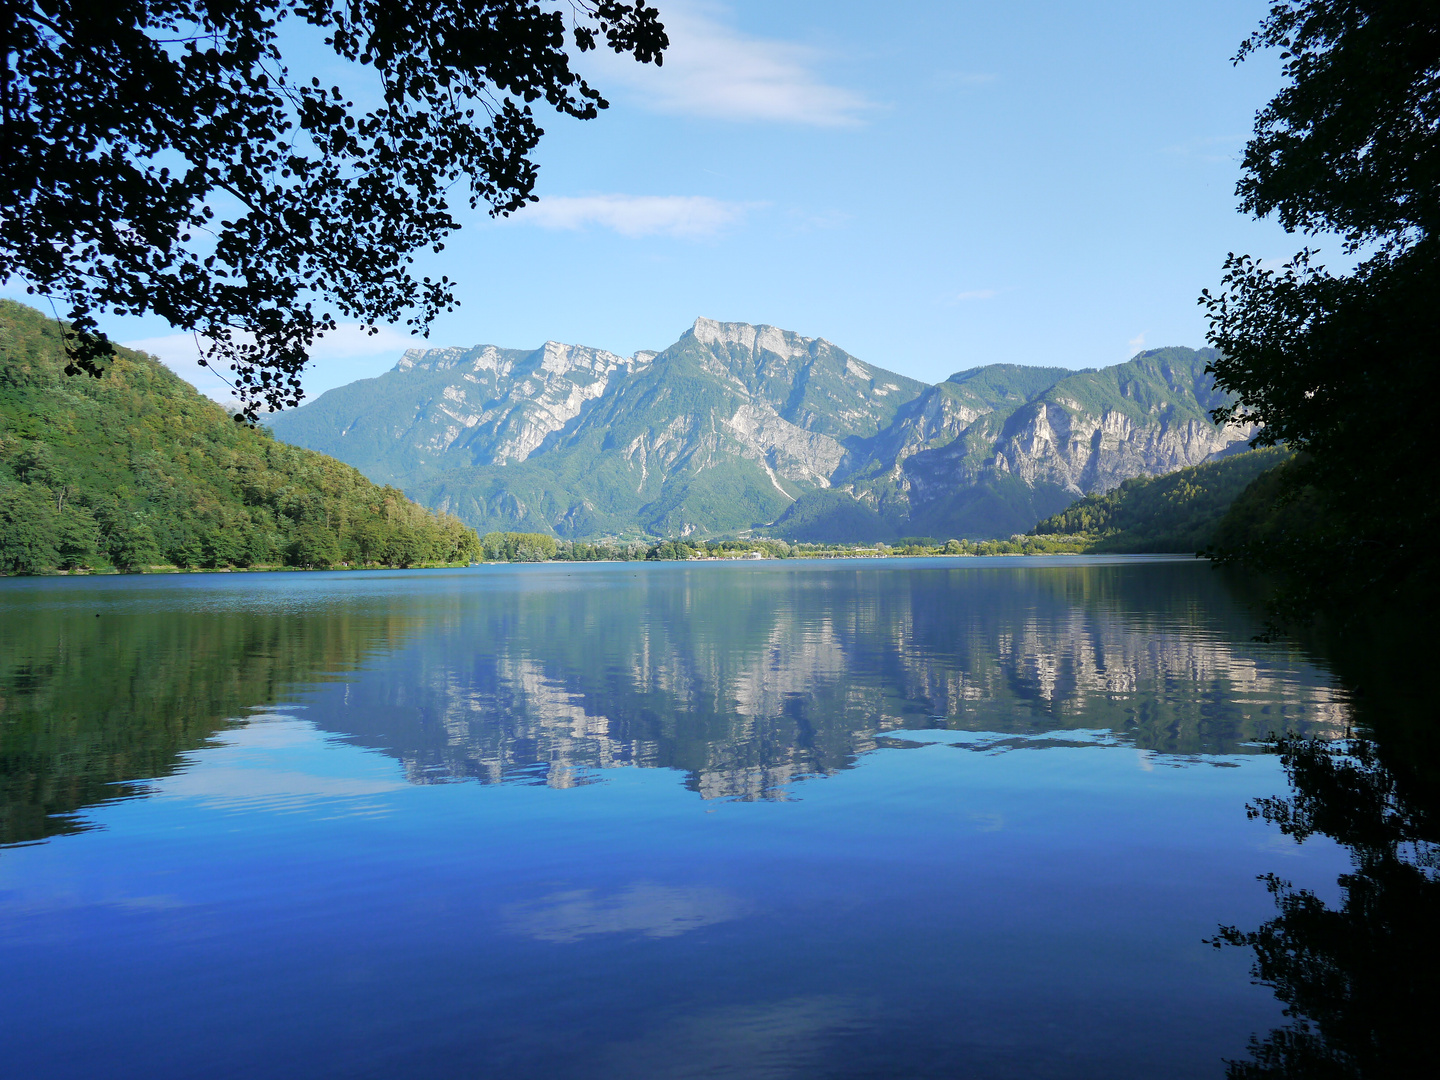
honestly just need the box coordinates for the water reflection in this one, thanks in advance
[0,593,406,845]
[298,560,1347,799]
[0,559,1376,1079]
[0,559,1348,845]
[504,883,745,943]
[593,996,866,1080]
[1212,621,1438,1079]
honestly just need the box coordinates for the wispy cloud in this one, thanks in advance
[1163,134,1244,164]
[516,194,753,238]
[593,2,872,126]
[954,289,998,302]
[309,324,416,361]
[783,207,852,232]
[1128,333,1147,354]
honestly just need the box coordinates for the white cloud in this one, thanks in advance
[591,2,872,126]
[1163,134,1244,164]
[1128,333,1147,354]
[308,323,415,360]
[123,322,416,404]
[516,194,753,238]
[955,289,998,302]
[161,767,404,805]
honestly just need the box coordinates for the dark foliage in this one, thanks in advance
[0,299,480,572]
[1232,0,1439,248]
[1202,1,1440,617]
[0,1,666,419]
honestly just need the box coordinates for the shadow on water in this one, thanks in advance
[2,558,1348,846]
[1210,611,1438,1079]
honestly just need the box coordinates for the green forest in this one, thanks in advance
[0,301,480,574]
[1031,446,1289,553]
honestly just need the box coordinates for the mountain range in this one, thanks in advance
[269,318,1251,540]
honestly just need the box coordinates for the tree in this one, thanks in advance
[1,1,666,420]
[480,529,555,561]
[109,520,162,571]
[1202,1,1440,615]
[0,479,59,571]
[289,522,341,567]
[54,501,100,567]
[353,518,390,564]
[383,522,425,566]
[200,525,241,567]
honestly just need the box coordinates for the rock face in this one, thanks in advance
[266,341,652,486]
[813,349,1255,539]
[269,321,1251,539]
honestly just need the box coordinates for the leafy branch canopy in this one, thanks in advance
[1198,1,1440,612]
[0,1,667,419]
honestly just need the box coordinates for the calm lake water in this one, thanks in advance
[0,556,1357,1079]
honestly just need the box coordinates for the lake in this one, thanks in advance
[0,556,1357,1078]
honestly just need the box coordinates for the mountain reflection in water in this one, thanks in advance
[0,594,416,845]
[297,558,1346,798]
[1,558,1346,846]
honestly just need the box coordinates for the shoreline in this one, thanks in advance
[2,550,1204,578]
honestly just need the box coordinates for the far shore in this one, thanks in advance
[3,548,1202,579]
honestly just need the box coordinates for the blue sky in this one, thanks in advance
[10,1,1306,402]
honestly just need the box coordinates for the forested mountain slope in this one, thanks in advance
[0,301,478,573]
[1030,446,1289,552]
[271,318,1252,540]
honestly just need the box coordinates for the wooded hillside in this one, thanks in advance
[0,301,479,573]
[1031,446,1289,553]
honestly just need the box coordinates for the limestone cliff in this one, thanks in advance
[803,347,1254,539]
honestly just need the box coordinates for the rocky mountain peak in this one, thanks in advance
[688,317,813,362]
[273,324,1243,543]
[396,345,469,372]
[689,316,748,348]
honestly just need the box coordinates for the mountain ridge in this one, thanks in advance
[269,319,1250,540]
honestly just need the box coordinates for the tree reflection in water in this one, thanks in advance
[1214,626,1438,1079]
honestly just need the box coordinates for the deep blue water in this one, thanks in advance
[0,557,1352,1078]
